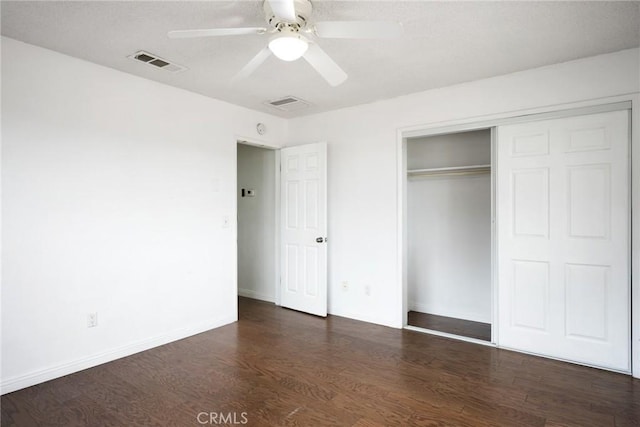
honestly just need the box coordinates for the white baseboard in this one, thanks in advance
[409,301,491,324]
[238,288,275,303]
[1,315,236,395]
[328,307,398,329]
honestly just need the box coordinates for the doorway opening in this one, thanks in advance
[237,142,278,305]
[236,140,329,317]
[405,129,494,343]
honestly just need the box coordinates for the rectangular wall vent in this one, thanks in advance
[127,51,187,73]
[265,96,310,112]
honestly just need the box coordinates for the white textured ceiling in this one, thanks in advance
[2,1,639,118]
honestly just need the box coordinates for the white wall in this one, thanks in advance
[287,48,640,329]
[0,37,286,394]
[407,131,491,323]
[237,144,276,302]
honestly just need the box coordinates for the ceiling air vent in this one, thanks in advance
[127,51,187,73]
[265,96,310,112]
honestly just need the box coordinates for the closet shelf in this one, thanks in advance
[407,164,491,177]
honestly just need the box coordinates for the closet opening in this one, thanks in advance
[405,128,494,343]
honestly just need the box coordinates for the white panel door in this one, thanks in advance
[280,143,327,316]
[497,110,630,371]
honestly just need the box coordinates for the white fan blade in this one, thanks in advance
[302,43,347,87]
[168,27,266,39]
[314,21,403,39]
[231,47,272,83]
[267,0,297,22]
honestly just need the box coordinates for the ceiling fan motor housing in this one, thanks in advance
[264,0,313,30]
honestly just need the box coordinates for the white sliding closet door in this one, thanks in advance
[497,110,630,371]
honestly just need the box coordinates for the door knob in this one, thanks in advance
[316,237,325,243]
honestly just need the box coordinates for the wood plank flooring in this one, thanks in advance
[2,297,638,426]
[408,311,492,342]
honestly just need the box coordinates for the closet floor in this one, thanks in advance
[408,311,491,342]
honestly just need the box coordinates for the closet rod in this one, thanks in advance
[407,164,491,177]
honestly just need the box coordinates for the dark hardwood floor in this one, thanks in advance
[408,311,492,342]
[2,297,638,426]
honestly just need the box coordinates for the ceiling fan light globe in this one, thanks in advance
[268,34,308,61]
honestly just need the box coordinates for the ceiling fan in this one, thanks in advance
[167,0,403,86]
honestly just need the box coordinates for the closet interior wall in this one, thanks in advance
[407,130,492,324]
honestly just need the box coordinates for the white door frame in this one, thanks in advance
[397,93,640,378]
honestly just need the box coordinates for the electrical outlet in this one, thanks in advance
[342,281,349,291]
[87,313,98,328]
[365,285,371,296]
